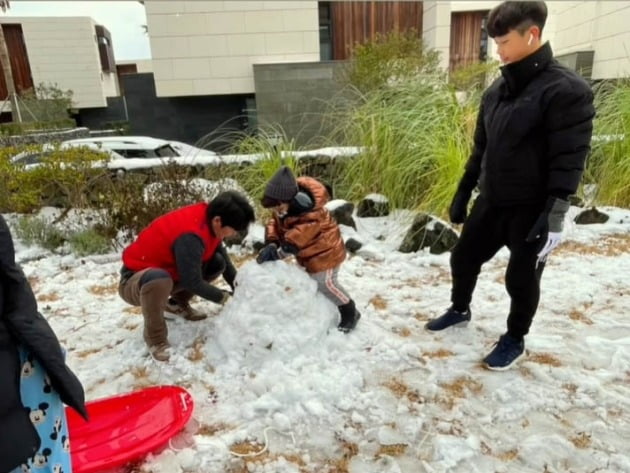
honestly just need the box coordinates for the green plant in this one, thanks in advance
[14,216,66,251]
[343,29,443,94]
[18,82,74,123]
[68,228,112,256]
[102,120,131,135]
[0,119,76,136]
[331,79,477,216]
[449,60,501,92]
[227,126,299,207]
[587,79,630,207]
[0,144,112,212]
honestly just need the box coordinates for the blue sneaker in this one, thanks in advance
[425,307,471,331]
[483,334,525,371]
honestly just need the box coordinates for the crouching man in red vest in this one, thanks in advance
[119,191,255,361]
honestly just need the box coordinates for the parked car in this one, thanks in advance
[62,136,221,173]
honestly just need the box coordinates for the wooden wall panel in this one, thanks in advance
[0,24,34,99]
[331,1,423,60]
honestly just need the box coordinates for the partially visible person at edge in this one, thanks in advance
[1,214,88,473]
[424,1,595,370]
[119,191,255,362]
[256,166,361,333]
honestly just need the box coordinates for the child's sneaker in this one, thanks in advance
[337,301,361,333]
[483,333,525,371]
[425,307,471,331]
[165,298,207,321]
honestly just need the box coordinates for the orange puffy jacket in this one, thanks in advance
[265,177,346,273]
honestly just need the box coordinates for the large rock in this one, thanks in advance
[398,213,459,255]
[326,200,356,229]
[357,193,390,218]
[345,238,363,253]
[574,207,609,225]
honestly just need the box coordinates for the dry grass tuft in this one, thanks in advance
[123,306,142,315]
[557,233,630,257]
[187,336,206,362]
[89,281,119,296]
[130,366,152,388]
[422,348,455,359]
[75,347,101,358]
[325,440,359,473]
[562,383,578,394]
[568,308,594,325]
[197,423,230,436]
[38,292,60,302]
[528,352,562,367]
[369,295,388,310]
[392,326,411,337]
[496,448,519,461]
[569,432,592,449]
[375,444,407,457]
[437,376,483,409]
[383,378,423,404]
[439,376,483,398]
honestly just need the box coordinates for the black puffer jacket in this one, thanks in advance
[0,215,88,472]
[459,42,595,206]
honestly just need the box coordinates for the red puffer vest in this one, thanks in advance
[122,203,221,280]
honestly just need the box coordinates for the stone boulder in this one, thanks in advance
[344,238,363,253]
[326,200,356,230]
[399,213,459,255]
[574,207,609,225]
[357,193,390,218]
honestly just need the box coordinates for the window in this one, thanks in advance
[480,16,489,61]
[154,145,178,158]
[319,2,332,61]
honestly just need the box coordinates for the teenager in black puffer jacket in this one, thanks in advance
[424,1,595,371]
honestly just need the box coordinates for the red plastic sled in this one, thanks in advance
[66,385,194,473]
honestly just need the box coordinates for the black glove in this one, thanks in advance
[449,191,471,224]
[219,290,232,305]
[525,197,570,242]
[256,243,279,264]
[448,170,477,224]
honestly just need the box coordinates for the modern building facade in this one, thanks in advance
[0,16,119,111]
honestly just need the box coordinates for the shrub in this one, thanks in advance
[14,216,66,251]
[343,29,443,94]
[587,79,630,207]
[68,228,112,256]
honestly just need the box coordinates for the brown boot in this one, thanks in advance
[148,342,171,362]
[165,298,207,321]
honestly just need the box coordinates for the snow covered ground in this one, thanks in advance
[9,204,630,473]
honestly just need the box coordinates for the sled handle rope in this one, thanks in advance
[167,426,296,458]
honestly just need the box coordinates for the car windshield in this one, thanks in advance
[112,144,178,159]
[155,144,178,157]
[13,152,47,165]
